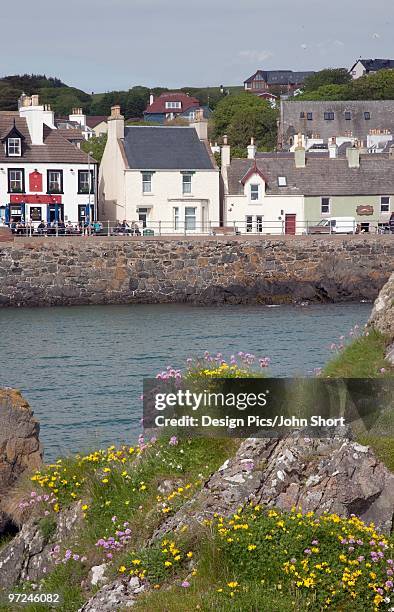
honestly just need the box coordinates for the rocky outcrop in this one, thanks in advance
[0,389,42,532]
[153,435,394,538]
[0,235,392,307]
[80,576,146,611]
[369,271,394,341]
[0,502,83,588]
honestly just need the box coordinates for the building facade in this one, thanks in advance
[0,95,98,226]
[143,93,210,124]
[99,106,219,231]
[279,100,394,149]
[221,139,394,234]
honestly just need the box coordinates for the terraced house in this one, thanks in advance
[99,106,219,232]
[221,138,394,234]
[0,94,98,226]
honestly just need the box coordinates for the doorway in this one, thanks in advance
[285,214,296,235]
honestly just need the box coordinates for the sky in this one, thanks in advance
[1,0,393,93]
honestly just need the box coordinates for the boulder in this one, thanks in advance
[0,388,42,532]
[152,435,394,539]
[369,271,394,342]
[79,576,145,611]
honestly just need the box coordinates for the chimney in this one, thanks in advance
[294,134,306,168]
[221,135,231,167]
[190,108,208,141]
[346,146,360,168]
[328,137,338,159]
[247,137,257,159]
[108,105,124,140]
[69,107,86,127]
[19,92,51,145]
[149,93,154,105]
[31,94,39,106]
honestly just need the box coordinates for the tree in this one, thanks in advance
[212,93,278,151]
[351,69,394,100]
[297,83,351,101]
[81,134,107,163]
[303,68,351,92]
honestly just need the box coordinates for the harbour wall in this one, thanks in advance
[0,235,393,307]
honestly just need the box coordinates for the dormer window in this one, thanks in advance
[278,176,287,186]
[7,137,22,156]
[250,184,259,201]
[165,101,181,109]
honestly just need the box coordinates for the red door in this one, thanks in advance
[285,214,296,235]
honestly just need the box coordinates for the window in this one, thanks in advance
[185,207,196,230]
[138,207,148,228]
[321,197,330,214]
[8,169,24,193]
[142,172,153,193]
[345,111,352,120]
[256,215,263,233]
[246,215,253,232]
[165,101,181,109]
[364,112,371,120]
[182,173,192,194]
[78,170,94,194]
[278,176,287,187]
[380,196,390,212]
[173,207,179,230]
[300,112,305,118]
[250,184,259,201]
[307,112,313,120]
[7,137,21,156]
[47,170,63,193]
[324,112,335,120]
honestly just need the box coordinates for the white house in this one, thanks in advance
[99,106,219,232]
[221,137,305,234]
[349,58,394,80]
[0,94,98,226]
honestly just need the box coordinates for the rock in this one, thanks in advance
[79,576,144,611]
[89,563,109,587]
[0,502,83,588]
[369,271,394,341]
[152,435,394,538]
[0,389,42,532]
[386,342,394,366]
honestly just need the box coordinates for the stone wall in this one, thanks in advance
[0,235,393,307]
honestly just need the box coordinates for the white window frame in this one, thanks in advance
[142,173,152,194]
[48,170,62,193]
[250,184,259,201]
[246,215,253,232]
[256,215,263,233]
[321,197,331,214]
[182,174,192,194]
[8,137,21,156]
[185,206,196,230]
[380,196,390,212]
[9,169,23,192]
[278,176,287,187]
[165,101,181,109]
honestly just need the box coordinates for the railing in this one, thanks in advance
[6,219,393,237]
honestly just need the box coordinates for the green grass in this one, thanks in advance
[323,330,392,378]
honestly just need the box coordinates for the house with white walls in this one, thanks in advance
[99,106,219,231]
[221,137,394,234]
[0,94,98,226]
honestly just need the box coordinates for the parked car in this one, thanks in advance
[308,217,357,234]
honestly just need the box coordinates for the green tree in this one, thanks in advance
[303,68,351,92]
[297,83,351,101]
[213,93,278,151]
[351,69,394,99]
[81,134,107,163]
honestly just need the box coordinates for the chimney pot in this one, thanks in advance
[110,105,122,119]
[31,94,39,106]
[223,134,228,145]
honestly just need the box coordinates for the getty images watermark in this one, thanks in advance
[143,378,393,438]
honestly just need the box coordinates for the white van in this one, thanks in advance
[309,217,357,234]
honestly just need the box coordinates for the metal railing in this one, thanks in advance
[6,219,393,237]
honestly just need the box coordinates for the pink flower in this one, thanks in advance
[169,436,178,446]
[181,581,190,588]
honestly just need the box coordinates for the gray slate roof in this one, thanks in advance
[122,126,214,170]
[245,70,314,85]
[357,59,394,72]
[226,154,394,197]
[279,100,394,145]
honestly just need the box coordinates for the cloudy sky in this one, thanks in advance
[1,0,393,92]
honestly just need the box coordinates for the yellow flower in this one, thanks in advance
[164,561,172,567]
[53,503,60,513]
[102,478,109,484]
[119,566,126,573]
[227,581,238,588]
[132,559,141,565]
[82,504,88,511]
[186,552,193,558]
[248,544,257,551]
